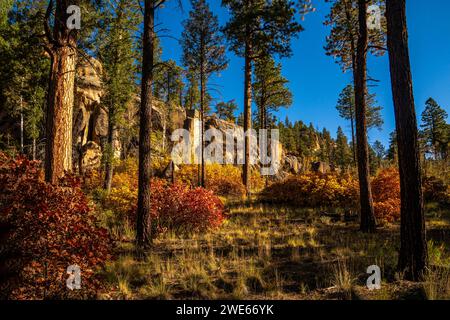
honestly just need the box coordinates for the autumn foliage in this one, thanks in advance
[260,173,359,209]
[371,168,401,223]
[260,169,403,224]
[177,164,265,197]
[423,175,450,206]
[104,175,224,237]
[0,153,112,299]
[148,180,224,235]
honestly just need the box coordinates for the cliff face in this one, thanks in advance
[72,56,306,176]
[1,55,326,176]
[73,57,186,171]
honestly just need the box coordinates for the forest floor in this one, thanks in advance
[98,201,450,300]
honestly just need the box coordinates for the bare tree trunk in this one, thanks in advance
[136,0,154,249]
[355,0,376,233]
[243,37,252,196]
[386,0,428,281]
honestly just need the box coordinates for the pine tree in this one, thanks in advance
[386,130,397,162]
[335,126,351,170]
[216,100,238,122]
[324,0,386,73]
[386,0,427,281]
[354,0,376,232]
[421,98,448,160]
[372,140,385,170]
[336,84,383,162]
[181,0,228,188]
[253,57,292,130]
[97,0,140,193]
[319,128,334,163]
[136,0,182,248]
[0,1,49,158]
[154,59,184,104]
[183,70,200,110]
[137,0,161,249]
[222,0,305,195]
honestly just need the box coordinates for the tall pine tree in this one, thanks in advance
[181,0,228,188]
[253,56,292,130]
[421,97,448,160]
[222,0,305,195]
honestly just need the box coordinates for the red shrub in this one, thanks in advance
[0,154,112,299]
[106,177,224,237]
[149,180,224,235]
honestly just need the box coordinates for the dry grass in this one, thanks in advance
[99,201,450,300]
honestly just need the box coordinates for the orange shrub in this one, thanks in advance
[371,168,401,223]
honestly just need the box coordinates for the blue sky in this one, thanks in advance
[156,0,450,147]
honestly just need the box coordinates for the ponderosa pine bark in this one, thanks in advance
[44,0,78,184]
[242,36,252,196]
[355,0,376,232]
[386,0,427,281]
[103,121,116,194]
[136,0,155,248]
[200,68,206,188]
[343,0,357,164]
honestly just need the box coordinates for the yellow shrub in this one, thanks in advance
[177,164,265,197]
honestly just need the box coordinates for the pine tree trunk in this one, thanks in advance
[44,0,78,184]
[344,0,357,166]
[32,138,36,161]
[243,37,252,196]
[20,97,24,154]
[104,120,115,194]
[200,39,206,188]
[355,0,376,233]
[136,0,154,249]
[45,45,76,184]
[350,115,356,164]
[386,0,428,281]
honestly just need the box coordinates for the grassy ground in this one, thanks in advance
[98,201,450,300]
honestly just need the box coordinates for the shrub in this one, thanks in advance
[104,177,224,237]
[371,168,401,223]
[149,180,224,235]
[177,164,264,197]
[423,175,450,206]
[260,169,402,224]
[260,173,359,209]
[0,153,112,299]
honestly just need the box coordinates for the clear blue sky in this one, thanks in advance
[156,0,450,147]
